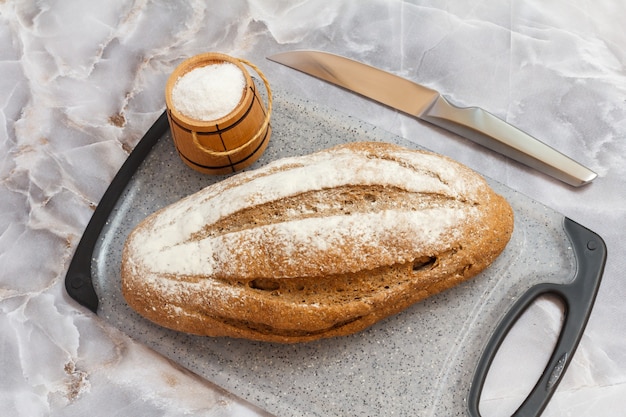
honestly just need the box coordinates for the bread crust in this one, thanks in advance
[121,142,514,343]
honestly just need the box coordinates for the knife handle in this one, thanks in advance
[420,96,597,187]
[467,218,606,416]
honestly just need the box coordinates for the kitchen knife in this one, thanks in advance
[267,50,597,187]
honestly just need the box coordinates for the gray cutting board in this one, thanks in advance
[66,88,605,417]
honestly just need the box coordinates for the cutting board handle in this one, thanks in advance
[65,112,171,313]
[467,217,607,417]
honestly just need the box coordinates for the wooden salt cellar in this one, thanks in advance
[165,52,272,175]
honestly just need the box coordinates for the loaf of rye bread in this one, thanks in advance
[121,141,514,343]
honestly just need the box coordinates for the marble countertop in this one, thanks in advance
[1,1,624,416]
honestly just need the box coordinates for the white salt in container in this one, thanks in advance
[165,52,272,174]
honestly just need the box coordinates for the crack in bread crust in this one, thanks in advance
[190,185,464,241]
[123,249,484,343]
[230,253,452,306]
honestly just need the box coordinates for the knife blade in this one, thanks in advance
[267,50,597,187]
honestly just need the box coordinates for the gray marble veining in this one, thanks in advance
[1,1,624,416]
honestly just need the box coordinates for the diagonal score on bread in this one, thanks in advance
[121,142,514,343]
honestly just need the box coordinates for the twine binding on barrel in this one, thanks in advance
[166,53,273,174]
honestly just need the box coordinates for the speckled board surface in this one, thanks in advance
[92,88,577,417]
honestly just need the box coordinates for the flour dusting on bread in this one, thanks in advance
[121,142,514,343]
